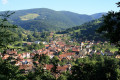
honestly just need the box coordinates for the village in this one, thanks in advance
[0,32,119,76]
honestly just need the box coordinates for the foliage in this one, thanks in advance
[0,11,50,51]
[70,55,120,80]
[97,2,120,53]
[27,67,55,80]
[0,11,17,49]
[51,56,59,65]
[91,42,118,53]
[39,54,50,64]
[58,74,68,80]
[0,57,26,80]
[58,51,63,55]
[67,49,73,52]
[57,19,106,42]
[51,56,60,74]
[23,43,45,51]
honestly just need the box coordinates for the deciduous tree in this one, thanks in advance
[97,2,120,53]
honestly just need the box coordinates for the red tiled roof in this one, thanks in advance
[57,49,62,51]
[72,48,79,52]
[27,42,32,45]
[18,54,21,56]
[24,59,33,62]
[45,64,69,72]
[57,41,65,45]
[34,61,39,64]
[59,54,67,58]
[31,53,35,56]
[37,49,42,52]
[19,64,33,70]
[49,51,54,55]
[45,45,49,47]
[17,56,24,60]
[46,64,54,70]
[59,52,75,58]
[2,54,10,59]
[66,52,75,56]
[6,50,17,55]
[57,66,68,71]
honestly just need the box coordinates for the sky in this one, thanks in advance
[0,0,120,15]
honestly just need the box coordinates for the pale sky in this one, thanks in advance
[0,0,120,15]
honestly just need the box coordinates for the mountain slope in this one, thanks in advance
[91,13,106,19]
[57,18,106,41]
[1,8,105,32]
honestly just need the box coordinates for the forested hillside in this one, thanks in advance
[57,18,106,41]
[0,8,105,32]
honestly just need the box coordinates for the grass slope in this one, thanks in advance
[20,13,39,20]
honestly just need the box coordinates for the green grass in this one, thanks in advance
[109,48,118,53]
[20,13,39,20]
[55,34,63,37]
[74,29,80,32]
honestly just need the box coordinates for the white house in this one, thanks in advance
[34,41,41,44]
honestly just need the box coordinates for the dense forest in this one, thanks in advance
[0,8,105,32]
[56,18,106,42]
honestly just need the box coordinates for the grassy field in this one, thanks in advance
[20,13,39,20]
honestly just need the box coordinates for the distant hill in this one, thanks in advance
[0,8,105,32]
[56,18,107,41]
[91,13,106,19]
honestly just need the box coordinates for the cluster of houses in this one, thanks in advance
[0,39,118,74]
